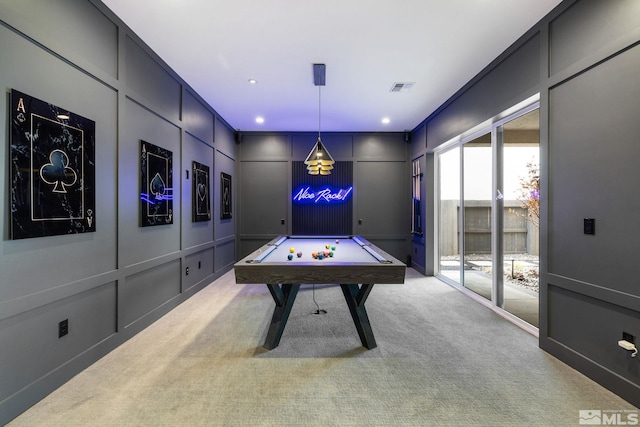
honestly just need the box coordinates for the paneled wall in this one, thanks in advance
[410,0,640,408]
[0,0,236,423]
[3,0,639,421]
[237,132,411,262]
[544,0,640,406]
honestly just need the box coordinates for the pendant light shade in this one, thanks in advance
[307,63,334,175]
[304,136,334,175]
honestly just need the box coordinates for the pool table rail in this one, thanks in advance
[234,235,406,285]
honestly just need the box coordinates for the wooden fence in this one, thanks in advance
[440,200,539,256]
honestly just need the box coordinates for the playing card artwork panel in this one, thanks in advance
[10,89,96,239]
[220,172,232,219]
[140,140,173,227]
[192,161,211,222]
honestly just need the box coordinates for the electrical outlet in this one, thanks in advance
[185,267,189,276]
[623,332,635,344]
[58,319,69,338]
[584,218,595,235]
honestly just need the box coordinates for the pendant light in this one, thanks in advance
[305,64,335,175]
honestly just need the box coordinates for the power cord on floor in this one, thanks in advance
[312,284,327,315]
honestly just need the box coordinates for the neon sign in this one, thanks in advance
[293,186,353,203]
[140,188,174,204]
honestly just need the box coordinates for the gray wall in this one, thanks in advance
[0,0,236,423]
[410,125,430,275]
[237,132,411,262]
[3,0,640,421]
[410,0,640,408]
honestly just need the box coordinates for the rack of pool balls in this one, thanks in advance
[286,239,339,260]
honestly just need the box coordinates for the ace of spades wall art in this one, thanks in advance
[10,89,96,240]
[140,140,173,226]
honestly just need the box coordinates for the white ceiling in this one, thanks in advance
[101,0,561,133]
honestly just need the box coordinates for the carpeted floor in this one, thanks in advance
[7,269,637,426]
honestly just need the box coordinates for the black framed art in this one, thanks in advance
[9,89,96,239]
[140,140,173,227]
[192,161,211,222]
[220,172,232,219]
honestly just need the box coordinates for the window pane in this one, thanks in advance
[439,147,460,284]
[463,133,492,301]
[502,109,539,327]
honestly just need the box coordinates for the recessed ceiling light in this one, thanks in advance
[248,79,257,84]
[57,114,70,120]
[381,117,391,124]
[255,116,264,124]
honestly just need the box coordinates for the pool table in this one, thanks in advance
[234,235,406,350]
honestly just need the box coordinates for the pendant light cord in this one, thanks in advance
[318,85,322,139]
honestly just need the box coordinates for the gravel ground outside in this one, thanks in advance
[442,253,539,293]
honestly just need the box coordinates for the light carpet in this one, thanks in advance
[7,269,637,426]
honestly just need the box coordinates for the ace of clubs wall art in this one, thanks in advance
[140,140,173,226]
[10,89,96,240]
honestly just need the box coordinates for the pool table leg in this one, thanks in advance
[264,284,300,350]
[340,284,377,350]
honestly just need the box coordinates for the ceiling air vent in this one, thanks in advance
[390,82,415,92]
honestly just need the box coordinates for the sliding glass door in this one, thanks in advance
[438,147,460,285]
[501,109,540,326]
[436,103,540,328]
[462,133,493,301]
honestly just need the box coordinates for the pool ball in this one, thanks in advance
[312,252,318,258]
[318,253,324,260]
[324,251,330,257]
[287,254,293,260]
[335,239,339,244]
[297,251,302,258]
[329,251,334,257]
[289,247,295,253]
[331,246,336,250]
[325,244,330,249]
